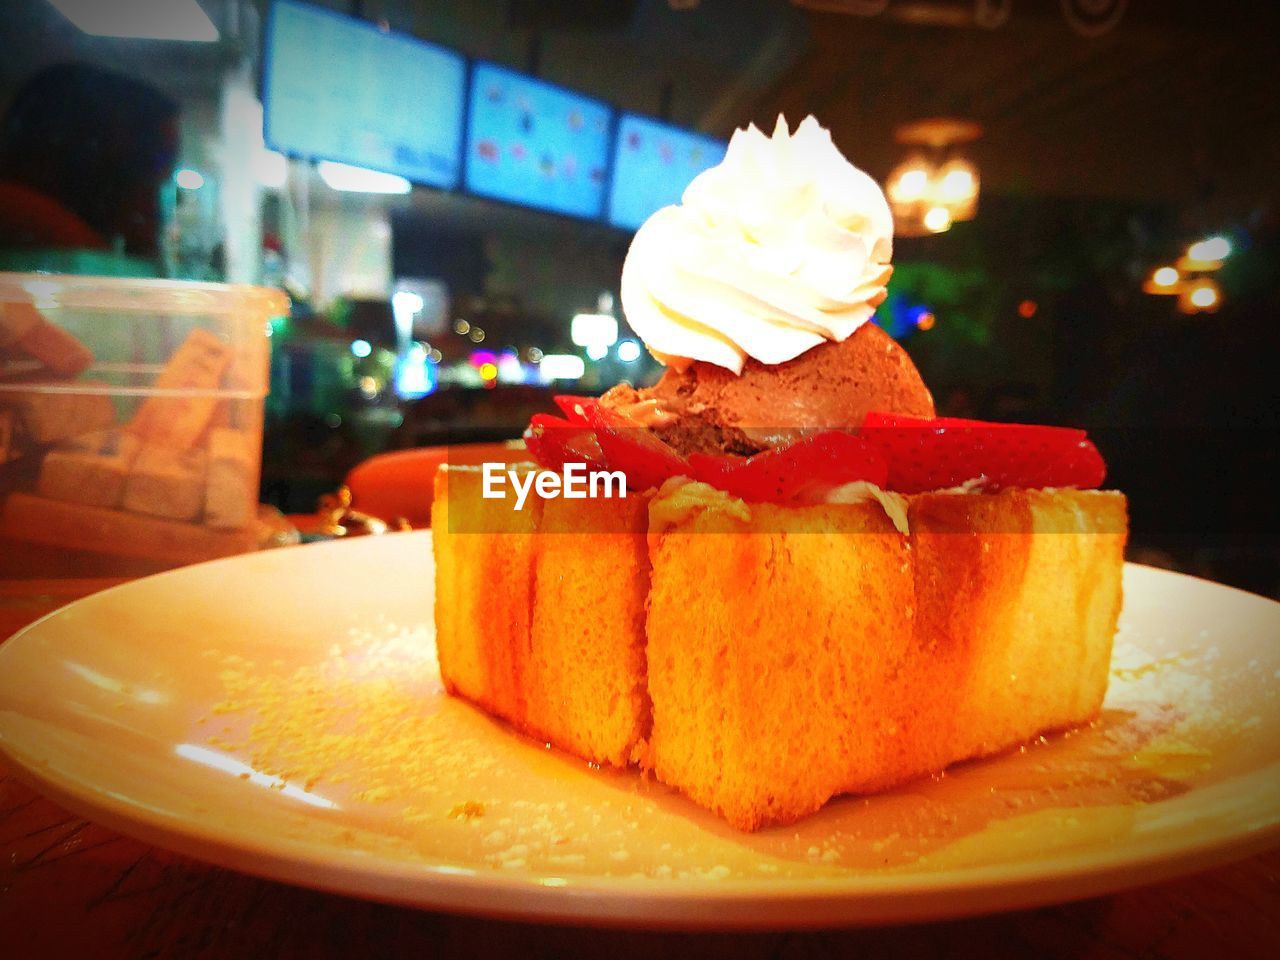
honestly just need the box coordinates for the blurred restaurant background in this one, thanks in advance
[0,0,1276,594]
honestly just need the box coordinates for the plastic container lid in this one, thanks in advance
[0,272,289,319]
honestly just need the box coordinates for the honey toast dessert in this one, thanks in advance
[432,117,1126,831]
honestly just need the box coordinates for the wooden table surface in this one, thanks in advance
[2,577,1278,959]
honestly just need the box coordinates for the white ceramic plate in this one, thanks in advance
[1,532,1277,928]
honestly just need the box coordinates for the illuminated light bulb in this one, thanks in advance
[586,342,609,361]
[938,167,976,202]
[1178,278,1221,314]
[350,339,372,358]
[1188,236,1231,262]
[478,362,498,380]
[617,340,642,363]
[1017,299,1038,318]
[1144,266,1183,295]
[1189,284,1218,309]
[890,168,929,203]
[175,168,204,190]
[923,206,952,233]
[915,311,936,331]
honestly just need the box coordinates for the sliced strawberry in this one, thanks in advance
[687,452,740,489]
[689,431,888,503]
[523,413,605,471]
[580,403,690,491]
[860,412,1105,493]
[552,394,598,425]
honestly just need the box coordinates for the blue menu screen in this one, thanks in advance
[264,0,466,189]
[607,113,727,231]
[464,62,613,219]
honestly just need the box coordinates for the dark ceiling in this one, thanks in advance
[755,1,1280,214]
[1,0,1276,218]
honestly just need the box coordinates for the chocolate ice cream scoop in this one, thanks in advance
[627,323,935,455]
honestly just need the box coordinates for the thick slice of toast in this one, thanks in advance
[527,492,652,765]
[645,498,918,829]
[908,490,1127,764]
[645,487,1126,829]
[431,465,539,717]
[431,466,651,766]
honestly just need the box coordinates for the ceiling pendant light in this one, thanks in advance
[885,119,982,237]
[886,153,932,207]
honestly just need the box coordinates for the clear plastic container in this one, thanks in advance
[0,273,287,577]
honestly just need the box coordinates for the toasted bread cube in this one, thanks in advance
[3,385,115,445]
[908,489,1127,763]
[37,429,141,508]
[123,445,208,521]
[0,301,41,347]
[431,465,539,720]
[645,497,916,830]
[432,464,653,768]
[12,314,94,377]
[526,492,651,766]
[204,428,256,529]
[126,328,231,449]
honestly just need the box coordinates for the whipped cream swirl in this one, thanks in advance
[620,116,894,374]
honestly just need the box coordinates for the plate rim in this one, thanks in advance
[2,538,1279,928]
[3,742,1277,929]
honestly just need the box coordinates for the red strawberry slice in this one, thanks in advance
[860,412,1105,493]
[580,403,690,491]
[686,452,739,489]
[523,413,605,471]
[540,397,690,490]
[552,394,597,424]
[689,431,888,503]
